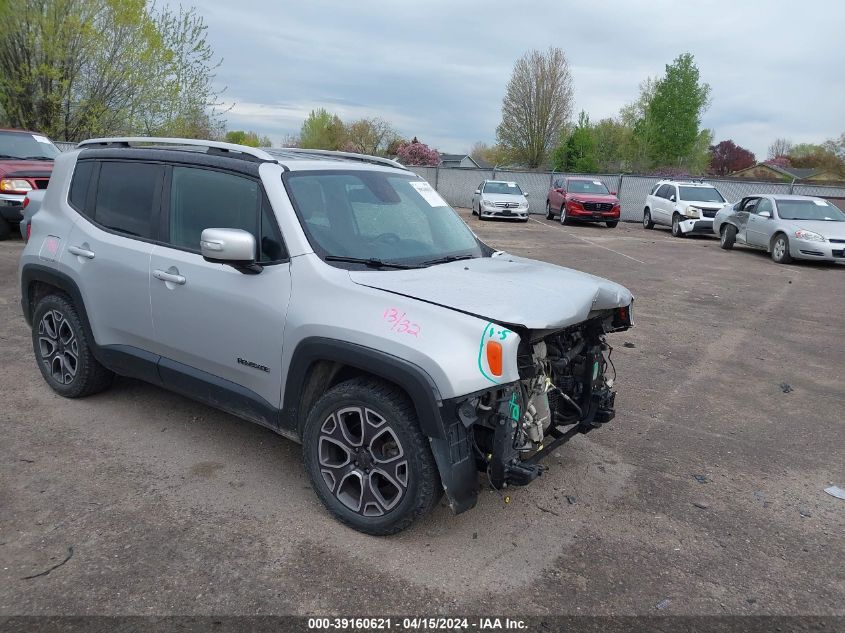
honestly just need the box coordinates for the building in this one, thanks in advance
[730,163,841,182]
[438,153,482,169]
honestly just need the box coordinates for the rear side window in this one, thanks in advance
[68,161,95,213]
[94,162,162,239]
[168,166,285,263]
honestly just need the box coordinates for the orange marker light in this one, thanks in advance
[486,341,503,376]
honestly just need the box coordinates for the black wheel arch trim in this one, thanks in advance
[282,337,446,440]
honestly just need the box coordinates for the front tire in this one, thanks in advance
[302,377,442,535]
[545,201,554,220]
[32,294,114,398]
[560,203,569,225]
[643,209,655,229]
[720,224,736,250]
[771,234,793,264]
[671,214,685,238]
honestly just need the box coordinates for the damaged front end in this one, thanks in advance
[432,304,633,513]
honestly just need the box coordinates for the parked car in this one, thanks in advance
[546,177,620,228]
[471,180,529,221]
[643,179,727,237]
[0,128,58,240]
[713,194,845,264]
[20,137,633,534]
[20,189,46,241]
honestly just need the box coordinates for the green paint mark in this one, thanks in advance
[509,393,520,421]
[477,322,498,384]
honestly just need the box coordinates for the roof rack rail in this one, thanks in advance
[271,147,409,171]
[77,137,277,162]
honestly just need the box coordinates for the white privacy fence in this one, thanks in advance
[406,166,845,222]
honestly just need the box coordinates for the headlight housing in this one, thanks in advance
[0,178,33,194]
[483,199,497,208]
[518,200,528,209]
[794,229,825,242]
[683,206,701,219]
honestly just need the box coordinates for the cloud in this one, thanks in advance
[167,0,845,157]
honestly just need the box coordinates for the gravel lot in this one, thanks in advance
[1,211,843,617]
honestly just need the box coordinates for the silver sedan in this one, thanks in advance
[713,194,845,264]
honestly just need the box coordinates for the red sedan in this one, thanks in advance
[546,177,620,228]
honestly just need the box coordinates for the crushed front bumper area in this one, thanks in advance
[678,218,714,235]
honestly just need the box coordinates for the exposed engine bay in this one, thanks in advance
[456,305,632,490]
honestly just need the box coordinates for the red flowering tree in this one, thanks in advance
[396,139,440,166]
[708,140,755,175]
[765,156,792,168]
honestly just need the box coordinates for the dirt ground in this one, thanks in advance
[1,212,843,617]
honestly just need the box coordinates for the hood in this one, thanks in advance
[0,159,54,176]
[782,219,845,240]
[569,193,618,204]
[682,200,725,210]
[481,192,526,203]
[349,254,633,329]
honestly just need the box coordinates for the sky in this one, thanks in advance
[166,0,845,160]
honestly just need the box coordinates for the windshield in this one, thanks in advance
[0,132,59,160]
[567,179,609,194]
[484,181,523,195]
[285,171,485,267]
[776,199,845,221]
[678,186,724,203]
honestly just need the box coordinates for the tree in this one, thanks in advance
[396,140,439,166]
[640,53,711,169]
[592,118,634,172]
[225,130,272,147]
[0,0,224,141]
[768,138,793,160]
[787,143,845,175]
[344,117,399,155]
[299,108,347,150]
[557,111,598,172]
[822,132,845,159]
[469,141,509,167]
[708,140,756,175]
[496,47,573,168]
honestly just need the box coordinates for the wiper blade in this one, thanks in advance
[21,156,53,161]
[324,255,419,269]
[420,254,476,267]
[0,154,20,159]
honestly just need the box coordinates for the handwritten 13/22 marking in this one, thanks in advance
[383,308,421,337]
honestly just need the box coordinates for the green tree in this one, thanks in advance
[557,111,598,172]
[0,0,223,141]
[299,108,347,150]
[225,130,272,147]
[496,47,573,168]
[592,118,634,172]
[344,117,398,155]
[640,53,711,169]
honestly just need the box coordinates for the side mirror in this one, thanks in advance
[759,210,772,219]
[669,194,676,202]
[474,189,481,195]
[610,191,617,196]
[524,192,529,198]
[200,228,262,274]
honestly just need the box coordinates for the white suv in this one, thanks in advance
[643,180,728,237]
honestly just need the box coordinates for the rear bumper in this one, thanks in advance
[679,218,714,234]
[0,194,24,221]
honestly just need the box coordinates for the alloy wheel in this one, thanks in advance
[560,204,567,224]
[37,309,78,385]
[317,406,409,517]
[774,238,786,260]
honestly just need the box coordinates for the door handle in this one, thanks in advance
[153,269,186,285]
[68,245,95,259]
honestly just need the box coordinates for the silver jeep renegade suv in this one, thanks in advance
[19,137,634,534]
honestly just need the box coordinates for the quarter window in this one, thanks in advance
[68,161,95,214]
[93,162,162,239]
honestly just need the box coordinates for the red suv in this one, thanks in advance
[546,177,620,228]
[0,129,58,239]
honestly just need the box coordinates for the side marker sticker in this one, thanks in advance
[477,322,512,384]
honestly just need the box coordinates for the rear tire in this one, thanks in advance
[545,201,554,220]
[0,217,11,240]
[643,209,654,230]
[302,377,442,535]
[606,221,618,228]
[671,214,685,238]
[720,224,736,250]
[771,234,793,264]
[32,294,114,398]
